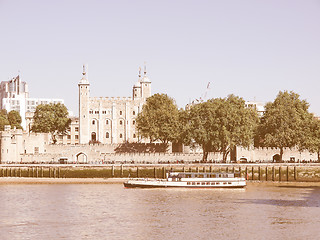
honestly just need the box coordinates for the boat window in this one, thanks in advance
[201,182,205,185]
[197,182,200,185]
[206,182,210,185]
[187,182,191,185]
[223,182,227,185]
[228,182,232,184]
[211,182,215,185]
[192,182,196,185]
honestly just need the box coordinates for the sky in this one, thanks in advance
[0,0,319,115]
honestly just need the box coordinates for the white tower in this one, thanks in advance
[141,64,151,99]
[78,64,90,144]
[133,67,142,100]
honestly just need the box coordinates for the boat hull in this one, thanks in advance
[124,179,246,188]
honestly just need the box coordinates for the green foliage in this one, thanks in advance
[31,103,71,143]
[257,91,313,161]
[300,118,320,161]
[136,93,180,143]
[7,110,22,129]
[0,114,9,131]
[0,110,22,130]
[189,95,258,162]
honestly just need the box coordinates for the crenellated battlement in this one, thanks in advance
[90,96,133,103]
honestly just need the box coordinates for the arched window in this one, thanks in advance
[133,111,135,115]
[133,134,136,138]
[106,120,109,125]
[92,120,95,125]
[91,132,96,141]
[120,120,123,125]
[120,111,122,115]
[132,120,135,125]
[120,133,123,138]
[106,132,109,138]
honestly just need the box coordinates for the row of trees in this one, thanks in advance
[136,91,319,162]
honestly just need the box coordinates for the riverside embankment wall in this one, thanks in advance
[1,164,320,182]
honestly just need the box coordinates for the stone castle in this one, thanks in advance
[78,64,151,144]
[0,65,318,163]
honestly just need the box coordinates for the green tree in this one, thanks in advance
[189,95,258,162]
[0,114,9,131]
[31,103,71,144]
[299,118,320,161]
[257,91,313,162]
[136,93,180,143]
[8,110,22,129]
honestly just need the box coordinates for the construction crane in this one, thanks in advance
[202,82,211,101]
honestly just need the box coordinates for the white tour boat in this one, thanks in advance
[124,172,246,188]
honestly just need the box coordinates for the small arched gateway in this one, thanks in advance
[76,152,88,163]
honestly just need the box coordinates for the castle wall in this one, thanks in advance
[78,65,150,145]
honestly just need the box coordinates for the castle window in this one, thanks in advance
[34,147,39,154]
[95,111,99,114]
[133,111,135,115]
[134,94,137,97]
[75,127,79,132]
[75,135,79,140]
[120,133,123,138]
[120,111,122,115]
[120,120,123,125]
[92,120,95,125]
[106,132,109,138]
[67,135,71,140]
[133,134,136,138]
[102,111,106,114]
[145,84,147,86]
[106,120,109,125]
[89,110,93,114]
[133,120,135,125]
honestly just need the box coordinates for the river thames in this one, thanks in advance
[0,182,319,240]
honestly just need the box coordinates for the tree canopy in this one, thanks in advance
[257,91,313,161]
[7,110,22,129]
[0,110,22,130]
[31,103,71,143]
[136,93,180,143]
[189,95,258,162]
[299,118,320,161]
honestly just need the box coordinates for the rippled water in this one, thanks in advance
[0,182,319,240]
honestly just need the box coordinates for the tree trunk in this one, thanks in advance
[202,144,208,162]
[280,147,284,162]
[222,150,230,163]
[202,151,208,162]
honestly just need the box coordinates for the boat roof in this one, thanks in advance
[168,172,239,178]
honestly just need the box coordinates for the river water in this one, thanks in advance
[0,182,319,240]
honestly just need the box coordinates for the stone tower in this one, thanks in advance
[78,64,90,144]
[133,67,142,100]
[141,65,151,99]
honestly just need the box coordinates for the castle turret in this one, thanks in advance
[141,64,151,99]
[133,67,142,100]
[78,64,90,144]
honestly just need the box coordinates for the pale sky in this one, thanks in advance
[0,0,319,115]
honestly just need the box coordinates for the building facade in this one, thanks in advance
[78,65,151,144]
[0,75,64,129]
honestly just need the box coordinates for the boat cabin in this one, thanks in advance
[167,172,241,179]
